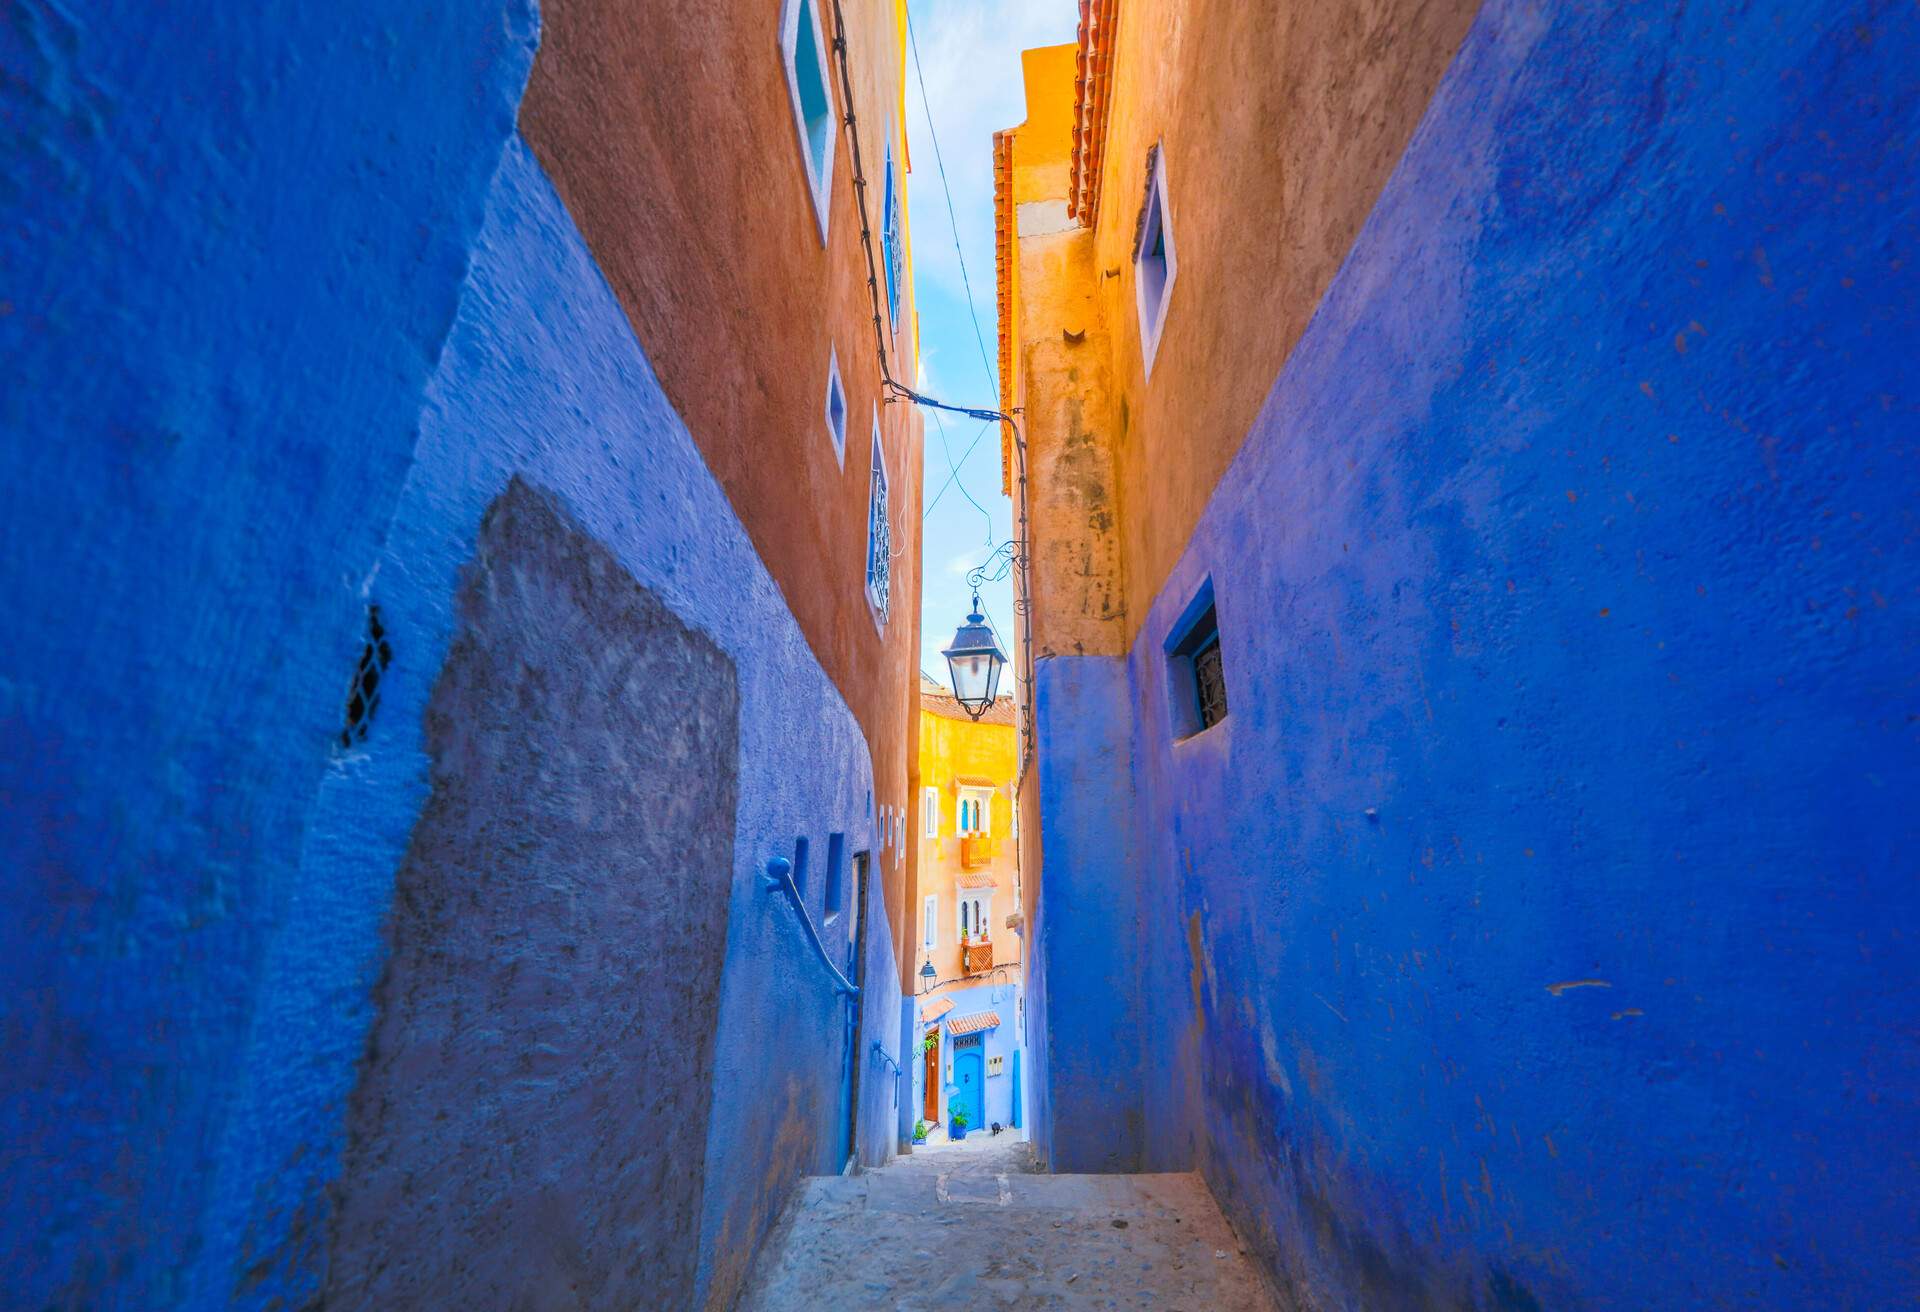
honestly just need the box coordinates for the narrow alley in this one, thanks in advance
[740,1133,1276,1310]
[3,0,1916,1308]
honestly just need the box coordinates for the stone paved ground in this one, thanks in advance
[737,1131,1279,1310]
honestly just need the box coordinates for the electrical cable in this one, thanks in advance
[826,0,1037,782]
[905,5,998,394]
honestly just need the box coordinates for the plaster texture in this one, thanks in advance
[1121,1,1919,1306]
[738,1132,1279,1311]
[297,139,898,1311]
[0,1,536,1305]
[322,480,741,1309]
[1030,657,1146,1175]
[1081,0,1482,640]
[3,94,908,1309]
[520,0,929,989]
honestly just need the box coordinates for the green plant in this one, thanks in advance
[951,1107,970,1129]
[922,1032,937,1055]
[913,1119,927,1140]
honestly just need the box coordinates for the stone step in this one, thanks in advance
[738,1138,1278,1310]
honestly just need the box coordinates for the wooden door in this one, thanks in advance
[922,1029,939,1122]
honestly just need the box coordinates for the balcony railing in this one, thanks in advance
[960,835,992,869]
[961,940,994,975]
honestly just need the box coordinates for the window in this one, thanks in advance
[923,894,938,948]
[958,787,993,836]
[1165,577,1228,738]
[1133,142,1177,376]
[864,422,891,622]
[779,0,837,243]
[881,139,903,330]
[823,347,847,466]
[957,894,992,941]
[338,603,392,750]
[823,832,845,922]
[923,786,939,838]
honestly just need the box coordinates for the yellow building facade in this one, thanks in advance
[908,677,1024,1135]
[912,677,1020,991]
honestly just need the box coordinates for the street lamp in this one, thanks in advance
[941,593,1008,719]
[919,960,937,994]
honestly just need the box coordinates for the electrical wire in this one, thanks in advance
[826,0,1037,781]
[905,5,997,395]
[924,412,998,532]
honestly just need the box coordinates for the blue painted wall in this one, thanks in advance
[1029,657,1148,1173]
[0,1,535,1304]
[1111,0,1920,1306]
[0,5,905,1301]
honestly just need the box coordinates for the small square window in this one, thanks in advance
[780,0,837,244]
[1133,143,1177,376]
[824,348,847,466]
[1165,577,1227,739]
[823,832,845,922]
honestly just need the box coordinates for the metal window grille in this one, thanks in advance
[339,604,392,748]
[865,440,891,619]
[1193,635,1227,730]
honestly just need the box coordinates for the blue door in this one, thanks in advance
[953,1049,985,1129]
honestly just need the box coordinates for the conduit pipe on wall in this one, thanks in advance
[763,856,860,997]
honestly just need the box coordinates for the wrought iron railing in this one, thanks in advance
[763,855,859,998]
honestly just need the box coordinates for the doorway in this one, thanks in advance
[840,851,870,1170]
[952,1040,984,1131]
[922,1027,939,1122]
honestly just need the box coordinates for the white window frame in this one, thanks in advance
[823,346,847,467]
[923,786,939,838]
[864,417,891,627]
[958,786,993,837]
[922,894,938,948]
[778,0,837,245]
[1134,142,1177,378]
[957,893,992,941]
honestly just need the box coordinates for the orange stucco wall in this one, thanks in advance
[521,0,926,985]
[1062,0,1479,645]
[1001,2,1479,650]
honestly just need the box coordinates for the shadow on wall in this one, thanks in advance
[323,479,740,1309]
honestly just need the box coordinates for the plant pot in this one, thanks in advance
[950,1122,968,1141]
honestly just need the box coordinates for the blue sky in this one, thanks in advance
[903,0,1077,684]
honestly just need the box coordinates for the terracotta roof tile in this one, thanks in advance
[921,690,1016,726]
[948,1010,1000,1036]
[921,996,955,1023]
[1070,0,1119,226]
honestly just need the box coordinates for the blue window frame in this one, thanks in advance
[882,142,903,330]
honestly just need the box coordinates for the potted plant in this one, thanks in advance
[950,1107,971,1141]
[912,1119,928,1145]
